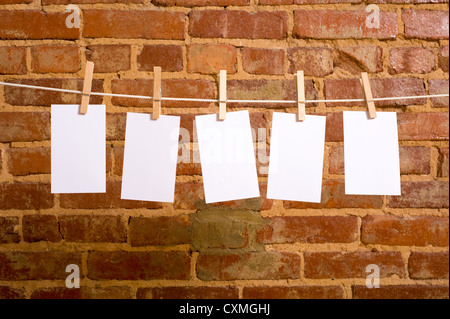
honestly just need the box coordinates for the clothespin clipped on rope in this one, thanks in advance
[79,61,94,114]
[218,70,227,121]
[153,66,162,120]
[296,70,306,121]
[360,72,377,119]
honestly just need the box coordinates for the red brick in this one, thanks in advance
[0,286,26,299]
[31,287,133,299]
[389,47,435,74]
[59,215,127,243]
[87,251,191,280]
[113,146,124,176]
[137,45,183,72]
[174,183,205,210]
[369,0,447,2]
[111,79,214,108]
[438,148,449,177]
[257,216,359,244]
[197,252,300,281]
[43,0,143,3]
[398,113,449,140]
[0,112,50,142]
[0,183,53,210]
[83,10,185,39]
[23,215,61,243]
[243,48,285,75]
[325,112,343,142]
[106,113,126,141]
[243,285,345,299]
[403,10,449,39]
[333,46,383,74]
[153,0,249,5]
[409,252,449,279]
[261,0,361,3]
[324,78,426,107]
[388,181,449,208]
[284,180,383,209]
[0,10,79,39]
[129,216,191,246]
[86,45,131,73]
[177,149,202,176]
[353,285,449,299]
[137,286,239,299]
[288,47,333,76]
[4,79,103,106]
[304,251,405,279]
[294,10,397,39]
[429,79,449,108]
[60,181,163,209]
[0,46,26,75]
[227,79,317,108]
[438,46,449,72]
[0,251,82,280]
[0,217,19,243]
[0,0,32,3]
[187,44,237,74]
[8,147,50,176]
[189,10,288,39]
[362,215,449,247]
[31,45,80,73]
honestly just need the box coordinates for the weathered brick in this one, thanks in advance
[106,113,126,141]
[0,10,79,39]
[334,46,383,74]
[84,10,185,39]
[403,10,449,39]
[152,0,249,5]
[243,48,285,75]
[284,180,383,209]
[325,78,426,107]
[288,47,333,76]
[362,215,449,247]
[398,113,449,140]
[438,148,449,177]
[87,251,191,280]
[60,181,162,209]
[389,47,435,74]
[30,287,133,299]
[189,10,288,39]
[294,10,397,39]
[243,285,345,299]
[111,79,214,108]
[388,181,449,208]
[197,252,300,281]
[438,46,449,72]
[187,44,237,74]
[353,285,449,299]
[325,112,343,142]
[8,147,50,176]
[0,183,53,210]
[0,46,26,75]
[130,216,191,246]
[0,112,50,142]
[31,45,80,73]
[0,286,26,299]
[43,0,144,3]
[59,215,127,243]
[0,217,19,243]
[137,286,239,299]
[429,79,449,108]
[86,45,131,73]
[4,79,103,106]
[0,0,32,3]
[22,215,61,243]
[257,216,359,244]
[409,252,449,279]
[304,251,405,279]
[0,252,82,280]
[137,45,183,72]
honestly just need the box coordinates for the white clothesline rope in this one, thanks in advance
[0,81,448,105]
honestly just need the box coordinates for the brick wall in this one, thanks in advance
[0,0,449,299]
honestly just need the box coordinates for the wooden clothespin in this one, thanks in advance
[296,70,306,121]
[153,66,162,120]
[219,70,227,121]
[79,61,94,114]
[360,72,377,119]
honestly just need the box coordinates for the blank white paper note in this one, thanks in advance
[51,104,106,194]
[196,110,260,204]
[343,111,401,195]
[121,113,180,203]
[267,113,326,203]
